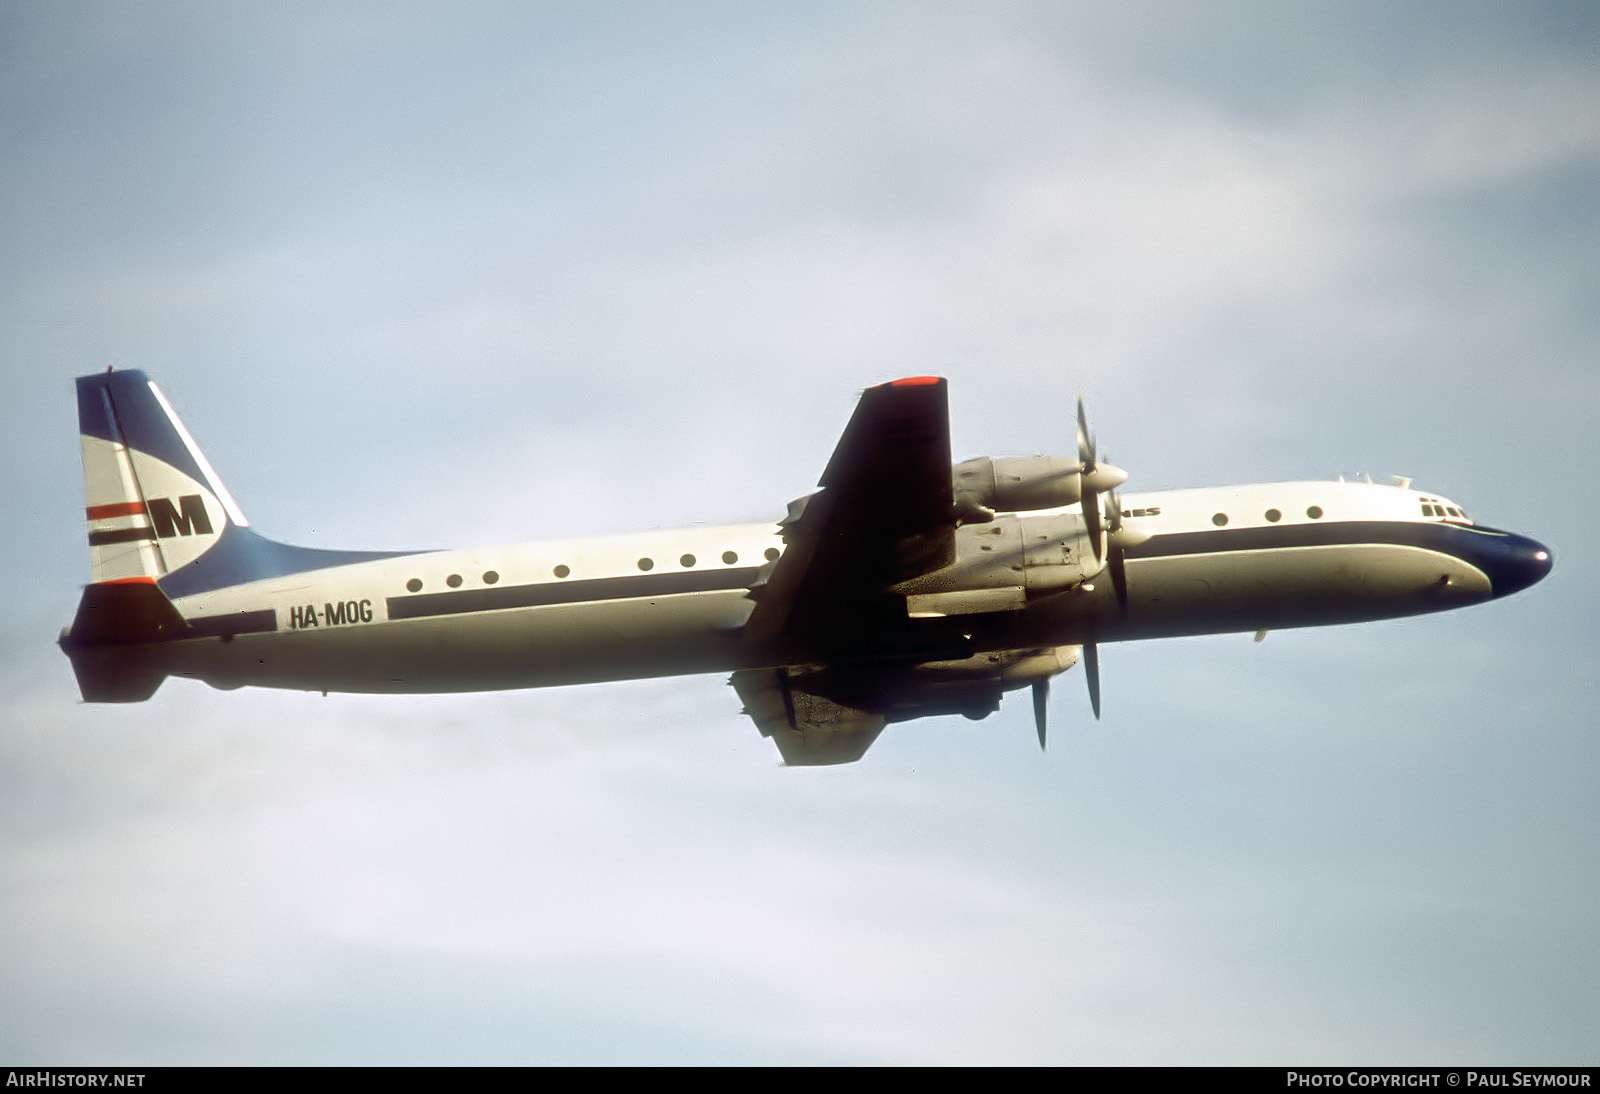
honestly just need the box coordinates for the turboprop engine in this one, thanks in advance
[952,454,1127,516]
[783,645,1083,725]
[915,397,1149,746]
[894,511,1104,618]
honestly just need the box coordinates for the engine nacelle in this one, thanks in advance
[787,645,1084,724]
[895,512,1103,615]
[907,645,1078,686]
[998,645,1081,684]
[953,456,1084,513]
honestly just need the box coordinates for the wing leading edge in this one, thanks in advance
[744,376,963,656]
[738,377,977,764]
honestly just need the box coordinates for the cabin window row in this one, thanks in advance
[1211,506,1324,527]
[401,546,781,593]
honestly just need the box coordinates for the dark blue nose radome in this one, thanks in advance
[1461,528,1553,599]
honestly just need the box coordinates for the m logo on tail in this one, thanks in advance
[149,494,214,538]
[85,494,214,547]
[76,370,247,583]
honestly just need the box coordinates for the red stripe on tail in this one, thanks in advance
[87,501,146,520]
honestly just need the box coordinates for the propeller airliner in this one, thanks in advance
[61,370,1552,764]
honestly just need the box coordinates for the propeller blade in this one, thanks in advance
[1084,638,1101,720]
[1083,483,1104,562]
[1032,679,1049,750]
[1109,548,1128,612]
[1076,396,1095,473]
[1105,486,1128,612]
[1077,396,1103,562]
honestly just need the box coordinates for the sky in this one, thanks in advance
[2,0,1597,1065]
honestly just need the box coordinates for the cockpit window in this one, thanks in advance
[1419,497,1470,523]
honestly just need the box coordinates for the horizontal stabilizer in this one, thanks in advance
[62,579,190,647]
[62,645,168,703]
[59,579,187,702]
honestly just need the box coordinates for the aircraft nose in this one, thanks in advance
[1482,532,1553,599]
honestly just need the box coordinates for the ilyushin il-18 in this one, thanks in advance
[61,370,1551,764]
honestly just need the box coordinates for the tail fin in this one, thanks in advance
[74,369,410,604]
[66,370,418,702]
[77,369,248,585]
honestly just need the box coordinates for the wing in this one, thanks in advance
[730,668,886,766]
[736,376,983,765]
[743,376,963,661]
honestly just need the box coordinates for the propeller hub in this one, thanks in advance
[1082,463,1128,492]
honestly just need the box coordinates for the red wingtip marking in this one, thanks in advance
[87,501,146,520]
[885,375,942,387]
[92,577,159,586]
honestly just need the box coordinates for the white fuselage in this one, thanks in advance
[154,480,1506,696]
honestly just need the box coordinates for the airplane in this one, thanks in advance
[60,369,1552,765]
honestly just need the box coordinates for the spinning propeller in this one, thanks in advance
[1102,476,1130,613]
[1033,677,1050,749]
[1075,396,1128,570]
[1033,397,1135,749]
[1075,395,1122,725]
